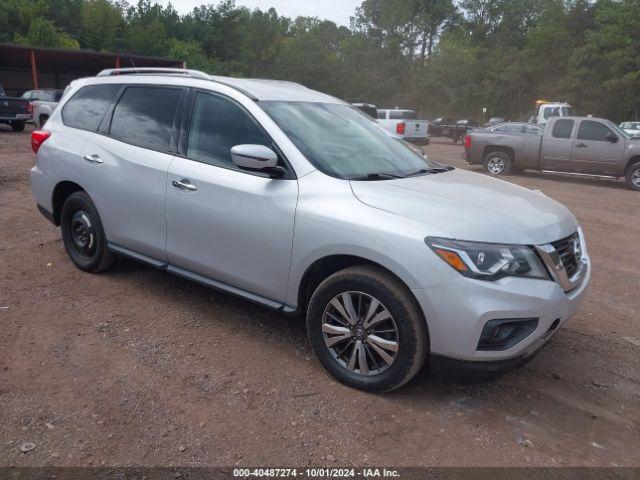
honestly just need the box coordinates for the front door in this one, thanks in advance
[165,91,298,302]
[571,119,624,175]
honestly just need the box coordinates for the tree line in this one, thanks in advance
[1,0,639,122]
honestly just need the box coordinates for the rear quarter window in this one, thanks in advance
[62,84,122,132]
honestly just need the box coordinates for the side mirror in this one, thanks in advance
[606,132,618,143]
[231,144,279,171]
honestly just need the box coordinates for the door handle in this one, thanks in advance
[172,179,197,191]
[84,153,103,164]
[575,143,587,148]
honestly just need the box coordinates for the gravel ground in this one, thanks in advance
[1,127,639,468]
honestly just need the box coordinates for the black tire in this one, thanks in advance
[306,265,428,392]
[11,120,25,132]
[60,191,115,273]
[39,115,49,128]
[625,161,640,191]
[483,150,512,176]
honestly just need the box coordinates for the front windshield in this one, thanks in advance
[260,101,441,179]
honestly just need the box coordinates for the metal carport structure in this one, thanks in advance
[0,43,184,96]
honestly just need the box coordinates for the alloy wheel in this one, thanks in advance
[321,291,399,376]
[487,156,505,174]
[632,168,640,188]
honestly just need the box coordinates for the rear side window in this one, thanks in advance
[552,119,574,139]
[577,120,612,142]
[187,92,272,168]
[491,125,507,133]
[377,110,387,119]
[506,124,523,134]
[62,84,121,132]
[109,86,182,151]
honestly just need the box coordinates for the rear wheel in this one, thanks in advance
[11,120,25,132]
[625,161,640,191]
[306,265,428,392]
[60,191,115,273]
[483,150,512,176]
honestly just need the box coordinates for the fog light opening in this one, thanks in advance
[477,318,539,351]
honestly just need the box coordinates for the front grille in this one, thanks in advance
[551,232,580,277]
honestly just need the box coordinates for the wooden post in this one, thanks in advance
[115,57,121,69]
[30,49,39,89]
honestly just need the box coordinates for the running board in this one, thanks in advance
[107,242,297,313]
[539,170,619,180]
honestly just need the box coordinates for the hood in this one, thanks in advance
[350,169,577,245]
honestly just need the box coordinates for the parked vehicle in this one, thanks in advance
[464,117,640,190]
[485,117,506,127]
[352,103,378,119]
[451,119,478,143]
[377,108,430,145]
[0,84,30,131]
[31,68,590,391]
[32,89,64,128]
[532,100,572,126]
[429,117,477,142]
[428,117,455,137]
[620,121,640,137]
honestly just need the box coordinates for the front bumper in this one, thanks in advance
[411,256,590,364]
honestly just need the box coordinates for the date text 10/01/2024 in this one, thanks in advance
[233,468,401,478]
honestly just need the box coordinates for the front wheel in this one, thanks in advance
[626,161,640,191]
[483,151,512,176]
[60,191,116,273]
[11,120,25,132]
[306,265,428,392]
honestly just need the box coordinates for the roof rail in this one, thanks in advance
[95,67,259,101]
[97,67,210,80]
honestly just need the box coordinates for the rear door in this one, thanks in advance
[81,84,185,261]
[571,119,624,175]
[541,119,574,171]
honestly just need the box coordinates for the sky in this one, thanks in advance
[156,0,362,26]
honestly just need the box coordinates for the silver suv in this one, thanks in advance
[30,68,591,391]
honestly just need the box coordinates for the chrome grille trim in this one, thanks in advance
[535,228,588,292]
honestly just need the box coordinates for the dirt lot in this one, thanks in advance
[1,126,639,468]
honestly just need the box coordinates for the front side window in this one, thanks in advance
[62,84,121,132]
[187,92,272,167]
[109,86,182,151]
[261,102,441,179]
[506,124,523,134]
[552,119,574,139]
[577,120,613,142]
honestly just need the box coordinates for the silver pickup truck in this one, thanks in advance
[463,117,640,190]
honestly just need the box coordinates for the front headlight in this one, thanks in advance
[425,237,550,281]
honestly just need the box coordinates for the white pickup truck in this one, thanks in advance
[377,108,430,145]
[31,89,64,128]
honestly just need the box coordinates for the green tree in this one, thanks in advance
[81,0,124,52]
[14,17,79,48]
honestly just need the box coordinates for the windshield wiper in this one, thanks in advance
[403,166,454,177]
[350,172,403,181]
